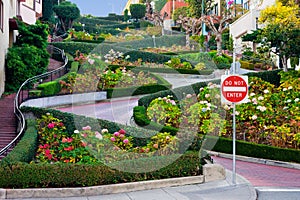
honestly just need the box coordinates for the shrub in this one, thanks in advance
[37,81,61,96]
[70,61,79,73]
[240,60,254,70]
[5,45,49,92]
[52,42,98,56]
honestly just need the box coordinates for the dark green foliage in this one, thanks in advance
[130,4,146,20]
[204,136,300,163]
[53,1,80,32]
[240,60,255,70]
[16,21,49,49]
[0,151,200,188]
[52,42,98,56]
[5,46,49,92]
[37,81,61,96]
[41,0,53,21]
[139,20,154,28]
[246,69,281,87]
[125,51,172,64]
[5,20,50,92]
[1,120,38,164]
[116,35,187,50]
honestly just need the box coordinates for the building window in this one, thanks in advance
[244,1,249,10]
[24,0,35,10]
[0,0,3,32]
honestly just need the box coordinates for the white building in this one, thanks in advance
[229,0,276,53]
[0,0,42,97]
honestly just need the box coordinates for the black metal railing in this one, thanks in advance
[0,45,68,157]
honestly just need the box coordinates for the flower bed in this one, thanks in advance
[134,70,300,150]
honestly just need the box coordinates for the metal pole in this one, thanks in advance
[232,102,236,185]
[232,41,236,185]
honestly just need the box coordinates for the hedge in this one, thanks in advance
[240,60,254,70]
[37,81,61,96]
[203,136,300,163]
[52,42,98,56]
[0,151,201,188]
[115,35,186,50]
[0,107,203,188]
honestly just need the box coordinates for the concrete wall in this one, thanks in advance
[20,0,42,25]
[0,0,18,97]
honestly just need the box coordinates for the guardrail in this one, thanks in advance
[0,45,68,157]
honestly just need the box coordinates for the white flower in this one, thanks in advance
[251,115,257,120]
[199,87,204,91]
[283,106,289,110]
[235,111,240,115]
[288,86,293,90]
[206,103,211,107]
[263,89,269,94]
[88,59,95,65]
[101,129,108,134]
[252,98,257,102]
[205,94,210,98]
[223,104,231,110]
[74,130,80,134]
[295,98,299,102]
[125,55,130,60]
[258,96,264,101]
[250,93,256,97]
[286,99,292,103]
[257,106,267,112]
[283,88,287,91]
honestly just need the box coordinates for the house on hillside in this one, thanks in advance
[229,0,275,53]
[159,0,188,30]
[0,0,42,97]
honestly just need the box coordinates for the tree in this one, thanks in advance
[53,1,80,33]
[172,6,188,21]
[185,0,214,18]
[124,9,129,22]
[130,4,146,21]
[259,0,300,71]
[177,15,202,47]
[201,15,232,56]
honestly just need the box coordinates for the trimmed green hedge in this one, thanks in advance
[52,42,98,56]
[71,38,105,44]
[0,151,201,188]
[70,61,79,73]
[204,136,300,163]
[37,81,61,96]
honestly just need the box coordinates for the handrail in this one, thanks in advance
[0,45,68,157]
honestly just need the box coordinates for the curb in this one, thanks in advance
[208,151,300,170]
[3,176,204,199]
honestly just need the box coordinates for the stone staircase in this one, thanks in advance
[0,93,16,159]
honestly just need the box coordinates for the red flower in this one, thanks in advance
[64,146,74,151]
[119,129,126,134]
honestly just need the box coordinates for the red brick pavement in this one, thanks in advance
[212,156,300,187]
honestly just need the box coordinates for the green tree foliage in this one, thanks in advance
[154,0,167,12]
[41,0,53,21]
[185,0,214,18]
[5,21,50,92]
[130,4,146,21]
[259,0,300,71]
[53,1,80,32]
[124,9,129,22]
[172,6,188,21]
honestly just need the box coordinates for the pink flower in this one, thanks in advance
[64,146,74,151]
[81,133,87,138]
[45,149,51,155]
[62,138,68,143]
[82,126,91,130]
[66,138,73,143]
[123,139,129,144]
[95,132,103,140]
[119,129,126,135]
[47,123,55,129]
[111,137,116,142]
[119,134,125,138]
[114,132,120,137]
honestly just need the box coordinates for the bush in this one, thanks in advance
[5,45,49,92]
[240,60,254,70]
[204,136,300,163]
[37,81,61,96]
[52,42,98,56]
[70,61,79,73]
[0,151,201,188]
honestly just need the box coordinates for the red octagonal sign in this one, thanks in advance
[221,75,248,103]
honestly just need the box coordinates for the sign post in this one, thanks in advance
[221,75,248,185]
